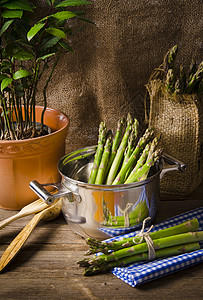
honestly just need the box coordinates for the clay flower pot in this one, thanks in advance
[0,106,69,210]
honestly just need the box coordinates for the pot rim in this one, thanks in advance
[58,145,163,191]
[0,106,69,144]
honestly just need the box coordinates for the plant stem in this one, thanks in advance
[40,53,61,133]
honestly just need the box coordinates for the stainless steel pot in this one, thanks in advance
[29,146,186,240]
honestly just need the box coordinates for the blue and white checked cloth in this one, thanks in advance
[109,207,203,286]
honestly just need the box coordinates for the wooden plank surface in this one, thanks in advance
[0,183,202,300]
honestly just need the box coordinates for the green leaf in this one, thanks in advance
[1,60,12,67]
[50,11,77,21]
[0,0,33,11]
[27,23,45,41]
[77,16,95,24]
[0,74,9,81]
[46,28,67,39]
[40,36,61,51]
[13,69,31,80]
[58,40,73,53]
[13,49,34,60]
[1,9,23,18]
[37,53,56,61]
[55,0,92,7]
[0,0,11,6]
[1,77,13,91]
[0,19,13,37]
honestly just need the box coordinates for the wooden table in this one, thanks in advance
[0,183,202,300]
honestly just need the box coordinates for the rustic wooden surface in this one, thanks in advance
[0,183,202,300]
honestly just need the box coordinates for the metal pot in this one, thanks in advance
[30,146,186,240]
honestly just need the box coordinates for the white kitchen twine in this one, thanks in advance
[118,203,134,227]
[133,217,156,260]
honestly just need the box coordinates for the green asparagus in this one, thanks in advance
[174,65,187,94]
[88,122,107,184]
[78,231,203,268]
[95,133,112,185]
[165,69,176,93]
[125,136,160,183]
[122,118,139,180]
[104,118,125,180]
[85,218,199,254]
[112,127,155,185]
[185,62,203,94]
[106,113,133,185]
[188,59,197,81]
[83,242,200,276]
[125,148,161,184]
[163,44,178,73]
[101,205,149,228]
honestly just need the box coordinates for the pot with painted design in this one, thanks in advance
[0,106,69,210]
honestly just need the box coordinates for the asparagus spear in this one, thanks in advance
[85,218,199,254]
[95,132,112,185]
[102,212,149,228]
[101,199,149,227]
[104,118,125,180]
[197,79,203,94]
[123,118,139,163]
[125,136,160,183]
[165,68,176,93]
[78,231,203,267]
[130,143,150,172]
[83,242,200,276]
[112,127,154,185]
[106,113,133,185]
[102,197,112,224]
[185,62,203,94]
[124,148,161,184]
[88,122,107,184]
[102,208,149,228]
[122,118,139,180]
[188,59,197,81]
[163,44,178,73]
[174,65,187,94]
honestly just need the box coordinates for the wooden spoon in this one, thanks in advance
[0,198,62,272]
[0,199,49,230]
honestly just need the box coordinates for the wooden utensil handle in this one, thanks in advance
[0,213,25,230]
[0,213,42,272]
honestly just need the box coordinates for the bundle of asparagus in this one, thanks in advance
[157,44,203,95]
[88,113,162,186]
[101,196,149,227]
[77,218,203,276]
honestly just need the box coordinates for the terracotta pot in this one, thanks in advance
[0,106,69,210]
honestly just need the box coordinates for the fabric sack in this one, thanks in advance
[146,80,203,198]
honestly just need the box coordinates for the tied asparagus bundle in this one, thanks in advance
[77,218,202,276]
[153,44,203,96]
[88,113,161,185]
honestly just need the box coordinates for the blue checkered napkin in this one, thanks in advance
[110,207,203,287]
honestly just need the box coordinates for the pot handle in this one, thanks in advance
[29,180,81,205]
[160,153,186,180]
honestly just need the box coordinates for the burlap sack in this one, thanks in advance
[34,0,203,155]
[146,80,203,198]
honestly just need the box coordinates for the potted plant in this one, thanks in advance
[0,0,92,209]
